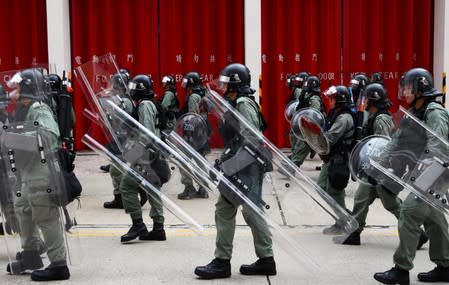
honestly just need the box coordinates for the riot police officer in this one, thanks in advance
[288,75,322,169]
[103,70,144,210]
[350,74,369,109]
[342,83,426,246]
[160,74,179,131]
[286,72,308,104]
[177,72,209,200]
[99,69,131,173]
[195,63,275,279]
[119,74,167,242]
[317,85,355,235]
[285,72,315,170]
[5,69,70,281]
[374,68,449,284]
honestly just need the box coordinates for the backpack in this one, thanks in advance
[53,78,82,205]
[153,100,169,133]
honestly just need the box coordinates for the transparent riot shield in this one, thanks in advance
[284,101,299,122]
[75,57,205,232]
[74,53,131,152]
[0,120,77,274]
[367,105,449,216]
[349,135,391,185]
[204,82,358,259]
[296,107,330,154]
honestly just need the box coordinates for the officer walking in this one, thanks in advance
[291,75,323,168]
[284,72,314,169]
[374,68,449,284]
[160,74,179,131]
[195,63,276,279]
[103,70,141,210]
[342,83,427,247]
[317,85,355,235]
[177,72,209,200]
[4,69,70,281]
[119,74,167,243]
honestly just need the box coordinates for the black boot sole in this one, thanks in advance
[373,275,409,285]
[194,269,231,279]
[120,229,148,243]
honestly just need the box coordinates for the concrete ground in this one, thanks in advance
[0,149,444,284]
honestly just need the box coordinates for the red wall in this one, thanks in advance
[70,0,244,149]
[261,0,434,147]
[0,1,433,149]
[0,0,48,72]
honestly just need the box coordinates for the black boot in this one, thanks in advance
[104,194,123,209]
[342,231,361,245]
[6,250,43,274]
[418,266,449,282]
[195,258,231,279]
[373,266,410,285]
[416,230,429,250]
[194,186,209,199]
[139,222,166,241]
[16,241,48,260]
[240,256,276,276]
[31,265,70,281]
[120,219,148,243]
[100,164,110,172]
[177,185,197,200]
[309,150,316,159]
[0,222,3,235]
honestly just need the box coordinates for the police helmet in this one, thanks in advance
[286,71,309,88]
[364,83,390,110]
[350,74,369,91]
[302,75,320,93]
[110,72,129,92]
[370,72,384,85]
[119,68,131,82]
[8,69,46,99]
[128,74,154,100]
[219,63,255,95]
[46,74,62,92]
[181,72,202,90]
[399,67,441,98]
[162,75,176,87]
[323,85,351,108]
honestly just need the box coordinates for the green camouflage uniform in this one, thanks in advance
[119,100,164,224]
[291,93,321,166]
[215,96,273,260]
[14,101,67,266]
[317,111,354,209]
[160,89,178,131]
[351,113,400,233]
[393,102,449,270]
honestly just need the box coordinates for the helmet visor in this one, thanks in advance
[397,81,413,101]
[322,86,337,113]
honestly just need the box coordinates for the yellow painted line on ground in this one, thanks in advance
[67,227,399,238]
